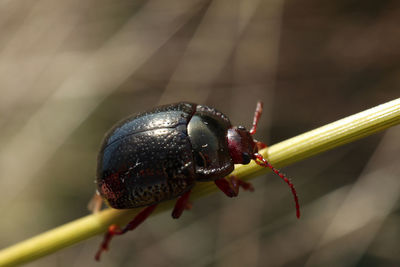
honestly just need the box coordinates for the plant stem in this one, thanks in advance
[0,98,399,266]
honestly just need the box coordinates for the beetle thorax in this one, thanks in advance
[227,126,257,165]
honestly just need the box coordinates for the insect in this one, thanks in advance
[93,101,300,260]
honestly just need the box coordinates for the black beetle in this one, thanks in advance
[94,102,299,260]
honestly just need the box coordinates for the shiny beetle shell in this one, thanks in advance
[97,102,235,209]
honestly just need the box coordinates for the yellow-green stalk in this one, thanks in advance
[0,98,399,267]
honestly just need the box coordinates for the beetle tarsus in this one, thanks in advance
[215,176,254,197]
[185,202,193,210]
[231,175,254,193]
[215,178,235,197]
[95,224,121,261]
[88,192,103,213]
[95,204,157,260]
[172,190,192,219]
[235,177,254,192]
[255,140,267,151]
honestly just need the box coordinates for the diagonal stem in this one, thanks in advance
[0,98,399,267]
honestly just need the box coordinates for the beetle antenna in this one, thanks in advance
[253,153,300,218]
[249,101,263,135]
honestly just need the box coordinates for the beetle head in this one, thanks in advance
[227,126,257,164]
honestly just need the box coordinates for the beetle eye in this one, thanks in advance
[242,152,251,164]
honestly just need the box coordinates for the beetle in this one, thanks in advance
[93,101,300,260]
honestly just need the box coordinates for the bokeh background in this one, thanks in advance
[0,0,399,266]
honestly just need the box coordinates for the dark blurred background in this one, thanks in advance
[0,0,399,266]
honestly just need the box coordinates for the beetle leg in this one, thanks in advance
[215,177,235,197]
[185,202,193,210]
[172,190,192,219]
[215,176,254,197]
[95,204,157,261]
[249,101,263,135]
[254,140,267,151]
[229,176,254,193]
[88,191,103,213]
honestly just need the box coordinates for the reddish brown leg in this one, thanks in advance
[255,141,267,151]
[88,192,103,213]
[95,204,157,261]
[172,190,192,219]
[215,176,254,198]
[249,101,263,135]
[185,202,193,210]
[235,177,254,192]
[215,177,235,197]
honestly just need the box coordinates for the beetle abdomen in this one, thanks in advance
[97,103,197,209]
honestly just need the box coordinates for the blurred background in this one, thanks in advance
[0,0,399,266]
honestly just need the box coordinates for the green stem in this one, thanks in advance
[0,98,399,266]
